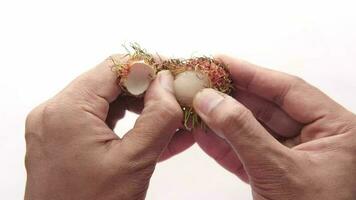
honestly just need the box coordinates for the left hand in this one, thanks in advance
[24,55,194,200]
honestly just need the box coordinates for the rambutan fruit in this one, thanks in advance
[111,43,233,130]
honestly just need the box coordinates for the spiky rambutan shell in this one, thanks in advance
[154,56,233,130]
[158,57,232,106]
[112,43,233,129]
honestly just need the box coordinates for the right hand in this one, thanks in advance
[193,55,356,200]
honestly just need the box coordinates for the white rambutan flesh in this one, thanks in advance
[173,70,210,107]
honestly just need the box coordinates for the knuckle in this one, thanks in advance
[128,155,157,173]
[39,101,61,128]
[230,104,252,124]
[41,101,58,119]
[274,74,306,106]
[121,147,157,173]
[25,107,40,129]
[25,106,44,141]
[214,101,252,134]
[289,74,305,85]
[25,101,58,142]
[255,104,275,123]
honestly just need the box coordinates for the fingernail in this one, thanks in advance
[158,70,174,93]
[194,89,224,115]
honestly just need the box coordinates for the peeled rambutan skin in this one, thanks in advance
[122,61,156,96]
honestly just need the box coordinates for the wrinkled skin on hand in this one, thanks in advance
[24,56,194,200]
[25,53,356,200]
[192,55,356,200]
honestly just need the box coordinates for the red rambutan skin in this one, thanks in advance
[111,43,233,130]
[158,57,233,95]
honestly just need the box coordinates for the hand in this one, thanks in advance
[24,56,194,200]
[193,55,356,200]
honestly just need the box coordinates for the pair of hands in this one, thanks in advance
[25,55,356,200]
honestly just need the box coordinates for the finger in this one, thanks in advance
[193,88,289,168]
[59,54,126,121]
[233,89,302,138]
[193,128,249,183]
[119,70,183,161]
[218,55,343,123]
[158,129,195,162]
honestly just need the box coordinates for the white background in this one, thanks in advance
[1,0,356,199]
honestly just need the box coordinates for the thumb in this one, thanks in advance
[121,70,183,161]
[193,88,288,168]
